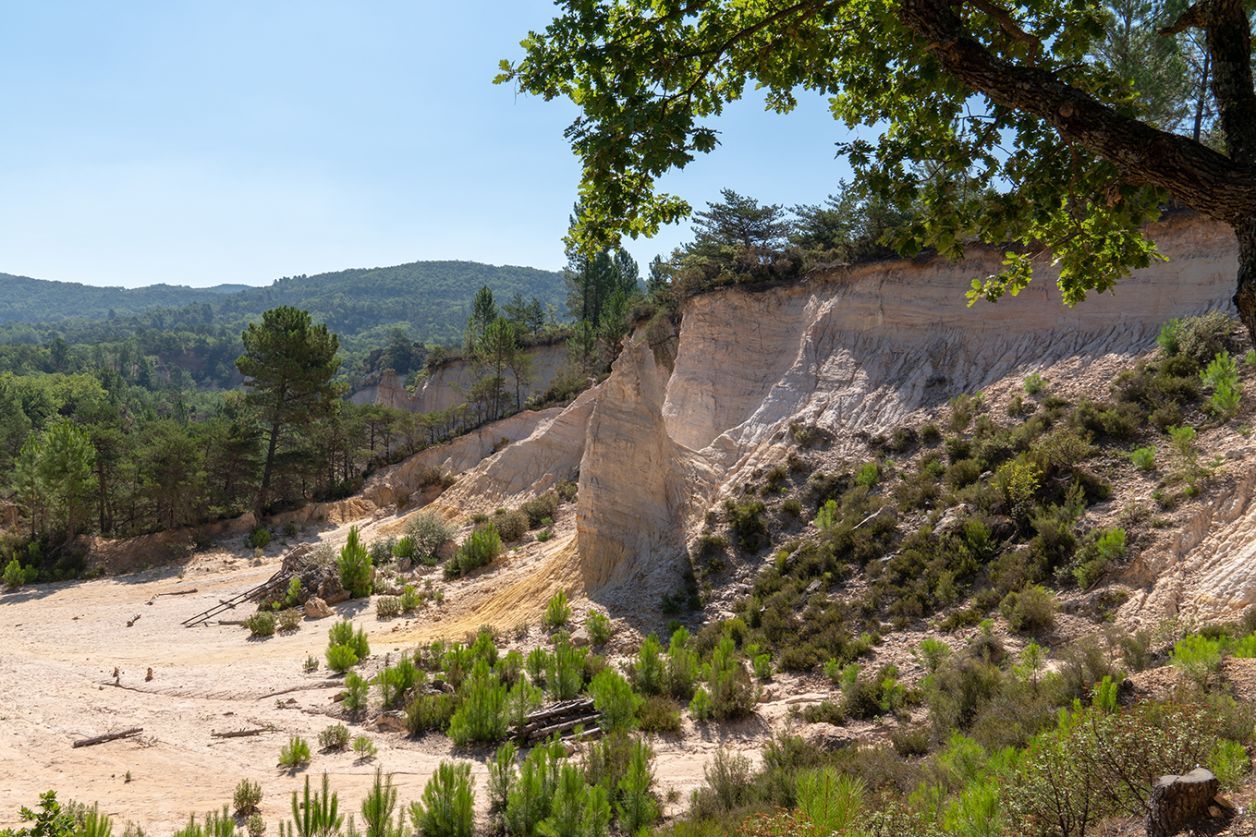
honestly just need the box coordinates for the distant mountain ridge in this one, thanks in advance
[0,272,251,324]
[0,261,566,337]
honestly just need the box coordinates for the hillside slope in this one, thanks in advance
[377,213,1248,628]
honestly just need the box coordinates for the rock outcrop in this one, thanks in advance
[437,214,1240,608]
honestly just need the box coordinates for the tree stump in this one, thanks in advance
[1146,767,1219,837]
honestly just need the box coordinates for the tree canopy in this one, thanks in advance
[499,0,1256,338]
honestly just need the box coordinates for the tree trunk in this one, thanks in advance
[255,418,281,520]
[1234,219,1256,339]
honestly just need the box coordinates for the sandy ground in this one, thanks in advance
[0,530,771,832]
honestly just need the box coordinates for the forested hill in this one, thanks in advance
[0,261,565,339]
[211,260,565,347]
[0,272,247,324]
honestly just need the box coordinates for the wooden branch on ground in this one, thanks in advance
[156,588,199,597]
[126,614,141,627]
[73,727,143,748]
[211,727,273,739]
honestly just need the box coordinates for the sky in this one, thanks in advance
[0,1,856,288]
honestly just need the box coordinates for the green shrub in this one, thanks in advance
[945,458,983,489]
[369,538,395,566]
[689,686,714,721]
[1172,634,1225,688]
[1001,585,1057,634]
[666,627,700,700]
[585,610,612,646]
[233,779,262,817]
[616,739,659,834]
[797,769,864,834]
[376,596,402,619]
[337,527,373,599]
[753,653,772,680]
[407,512,456,565]
[2,557,25,590]
[543,589,571,630]
[1129,446,1156,471]
[1023,373,1047,395]
[1073,527,1126,590]
[406,692,456,736]
[1177,312,1233,366]
[1202,350,1242,417]
[813,499,839,532]
[353,736,377,761]
[547,637,587,700]
[277,608,301,632]
[278,735,311,770]
[245,611,276,638]
[1158,318,1182,355]
[247,527,271,549]
[1210,739,1250,788]
[590,668,641,732]
[401,584,422,613]
[377,653,420,708]
[449,525,502,577]
[318,723,350,752]
[520,492,560,527]
[343,672,369,715]
[392,535,417,560]
[707,636,756,720]
[639,695,682,733]
[724,498,768,551]
[854,461,881,488]
[448,659,508,745]
[326,643,359,673]
[410,761,475,837]
[493,509,530,543]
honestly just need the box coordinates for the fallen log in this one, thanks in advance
[211,727,272,739]
[521,698,595,726]
[73,727,143,748]
[157,588,199,597]
[126,614,141,628]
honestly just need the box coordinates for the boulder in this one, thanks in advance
[374,712,408,734]
[1146,767,1222,837]
[304,597,333,619]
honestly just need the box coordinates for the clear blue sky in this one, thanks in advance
[0,1,854,288]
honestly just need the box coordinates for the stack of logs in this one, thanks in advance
[516,698,602,744]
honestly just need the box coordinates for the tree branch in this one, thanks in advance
[958,0,1041,62]
[898,0,1256,221]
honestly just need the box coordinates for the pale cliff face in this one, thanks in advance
[380,215,1248,617]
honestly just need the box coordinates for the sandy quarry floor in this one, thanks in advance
[0,538,772,832]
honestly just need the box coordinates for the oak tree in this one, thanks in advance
[499,0,1256,339]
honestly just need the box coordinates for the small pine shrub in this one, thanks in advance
[585,610,612,646]
[392,535,417,560]
[284,576,303,607]
[278,735,311,770]
[318,723,350,752]
[544,589,572,630]
[326,643,359,673]
[1172,634,1225,688]
[1073,527,1127,590]
[400,584,422,613]
[411,761,475,837]
[247,527,271,549]
[1202,350,1242,417]
[343,672,369,715]
[854,461,881,488]
[448,660,508,745]
[406,692,456,736]
[245,611,276,638]
[376,596,402,619]
[590,668,642,732]
[337,527,374,599]
[1023,373,1047,395]
[796,768,864,834]
[2,557,24,590]
[449,525,502,577]
[1210,739,1250,788]
[1129,446,1156,471]
[753,653,772,680]
[353,736,377,761]
[233,779,262,817]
